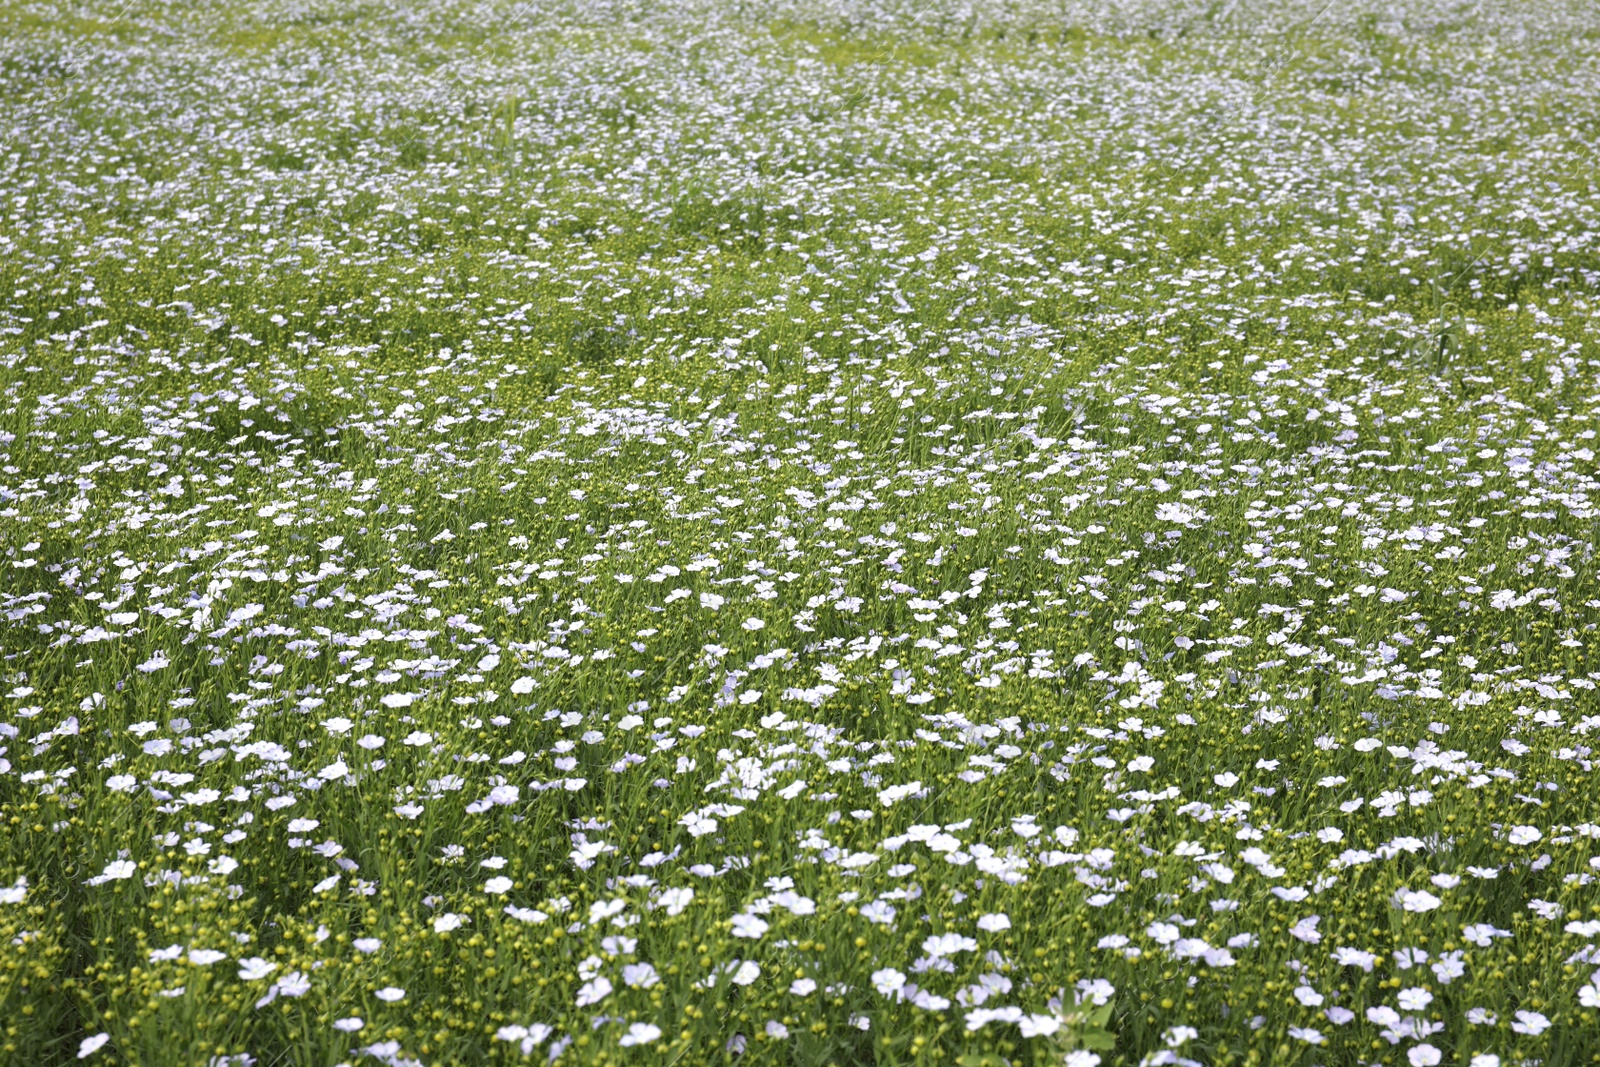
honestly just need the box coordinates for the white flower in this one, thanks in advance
[357,733,385,749]
[1511,1010,1550,1035]
[576,976,613,1006]
[860,900,897,925]
[877,781,922,807]
[380,692,416,709]
[433,913,468,933]
[731,913,768,939]
[589,899,626,923]
[511,677,535,694]
[976,913,1011,932]
[1461,923,1512,946]
[1397,889,1442,913]
[90,860,137,885]
[790,978,817,996]
[1165,1025,1198,1047]
[923,932,978,957]
[187,949,226,966]
[255,971,309,1009]
[1507,825,1542,846]
[1331,953,1382,979]
[317,759,348,780]
[237,957,277,981]
[375,987,406,1002]
[483,876,513,895]
[872,968,906,996]
[402,730,432,746]
[1154,502,1204,524]
[1075,979,1113,1004]
[78,1034,111,1059]
[1398,987,1433,1011]
[680,811,718,837]
[353,938,381,953]
[1408,1045,1441,1067]
[619,1022,661,1046]
[657,887,693,915]
[741,617,765,631]
[699,592,725,610]
[333,1018,364,1033]
[622,963,660,988]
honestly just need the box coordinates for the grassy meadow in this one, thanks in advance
[3,0,1600,1063]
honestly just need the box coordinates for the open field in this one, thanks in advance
[4,0,1600,1063]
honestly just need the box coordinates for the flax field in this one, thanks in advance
[3,0,1600,1064]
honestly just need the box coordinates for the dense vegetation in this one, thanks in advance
[4,0,1600,1063]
